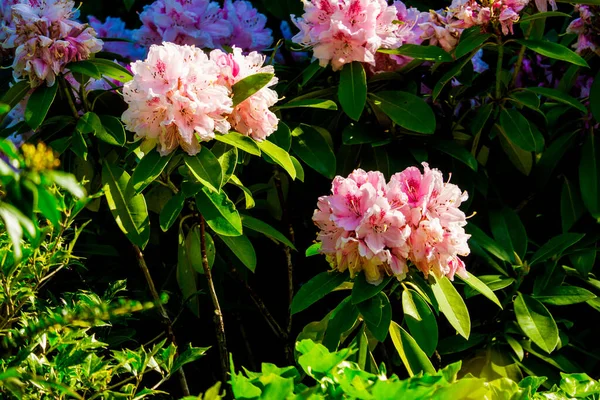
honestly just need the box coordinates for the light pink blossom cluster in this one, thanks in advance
[88,16,146,61]
[134,0,273,53]
[2,0,103,87]
[313,164,470,285]
[566,5,599,56]
[121,43,279,156]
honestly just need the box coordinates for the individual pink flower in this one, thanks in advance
[210,47,279,141]
[121,42,233,156]
[217,0,273,52]
[88,16,146,61]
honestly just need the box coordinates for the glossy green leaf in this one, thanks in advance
[160,192,185,232]
[464,275,514,298]
[45,170,86,198]
[570,250,596,277]
[433,49,479,100]
[518,11,571,23]
[533,285,596,305]
[402,289,438,357]
[129,151,173,195]
[338,61,367,121]
[214,132,261,156]
[561,178,585,232]
[515,40,589,67]
[268,122,291,151]
[459,272,502,308]
[102,163,150,249]
[291,124,336,179]
[25,83,58,130]
[290,271,348,315]
[98,115,126,146]
[505,335,524,361]
[213,144,237,185]
[514,293,558,353]
[184,226,214,275]
[369,91,436,134]
[389,321,436,376]
[379,44,453,62]
[430,140,478,171]
[351,273,391,305]
[88,58,133,82]
[219,234,257,272]
[232,73,274,106]
[37,187,60,227]
[229,175,255,209]
[358,292,391,342]
[195,187,242,237]
[579,133,600,220]
[323,296,359,351]
[305,242,321,257]
[499,108,544,152]
[431,275,471,339]
[529,233,585,266]
[1,80,30,111]
[523,87,587,113]
[489,207,525,263]
[497,124,533,175]
[291,155,304,182]
[455,26,492,59]
[185,147,223,193]
[67,60,101,79]
[257,140,296,180]
[466,223,513,262]
[241,214,295,250]
[276,99,338,110]
[509,91,541,110]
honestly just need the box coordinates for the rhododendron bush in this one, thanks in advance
[0,0,599,398]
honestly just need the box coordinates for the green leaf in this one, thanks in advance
[257,140,296,180]
[514,293,558,353]
[99,115,127,146]
[561,178,585,232]
[430,140,478,171]
[102,163,150,249]
[515,40,589,67]
[305,242,321,257]
[88,58,133,82]
[241,214,295,250]
[67,60,101,79]
[496,124,533,175]
[533,285,596,305]
[351,273,391,305]
[535,132,576,187]
[323,296,359,351]
[342,122,388,145]
[129,151,173,195]
[338,61,367,121]
[160,192,185,232]
[580,133,600,220]
[523,87,587,113]
[505,335,524,361]
[379,44,453,62]
[25,83,58,130]
[291,271,348,315]
[178,229,199,317]
[195,187,242,237]
[291,124,336,179]
[431,275,471,339]
[291,155,304,182]
[499,108,544,152]
[71,130,88,160]
[458,272,502,308]
[433,49,479,100]
[389,321,436,376]
[45,170,86,198]
[570,250,596,277]
[455,26,492,59]
[185,226,213,274]
[219,234,257,272]
[1,80,30,111]
[465,223,513,262]
[36,187,60,227]
[229,175,255,209]
[268,122,291,151]
[358,292,391,342]
[185,147,223,193]
[529,233,585,266]
[0,103,9,116]
[276,99,338,110]
[489,207,527,262]
[232,73,274,106]
[518,11,571,23]
[402,289,438,357]
[464,275,514,298]
[591,70,600,122]
[172,344,209,373]
[213,143,237,185]
[509,91,541,110]
[368,91,436,134]
[214,132,261,156]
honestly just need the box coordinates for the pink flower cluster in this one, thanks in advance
[88,16,146,61]
[134,0,273,53]
[567,5,599,56]
[121,43,279,156]
[313,164,470,285]
[2,0,103,87]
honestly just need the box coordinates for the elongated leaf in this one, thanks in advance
[25,83,58,130]
[98,115,126,146]
[195,187,242,237]
[431,275,470,339]
[515,40,589,67]
[497,124,533,175]
[523,87,587,113]
[232,73,274,106]
[305,242,321,257]
[499,108,544,152]
[561,178,585,232]
[160,192,185,232]
[466,223,513,262]
[276,99,338,110]
[579,133,600,220]
[403,289,438,357]
[241,214,295,250]
[529,233,585,266]
[88,58,133,82]
[102,163,150,249]
[455,26,492,59]
[533,286,596,305]
[459,272,502,308]
[379,44,453,62]
[213,143,237,185]
[214,132,261,156]
[45,170,86,198]
[257,140,296,180]
[338,62,367,121]
[514,293,558,353]
[185,147,223,193]
[37,187,60,227]
[291,271,348,315]
[430,140,478,171]
[229,175,255,209]
[358,292,391,342]
[351,273,391,305]
[129,151,173,195]
[510,91,541,110]
[369,91,436,134]
[178,229,199,317]
[68,60,101,79]
[519,11,571,23]
[323,296,359,351]
[1,80,30,111]
[219,234,257,272]
[268,122,291,151]
[570,250,596,277]
[433,50,478,100]
[464,275,514,298]
[389,322,436,376]
[291,124,336,179]
[505,335,524,361]
[490,207,528,262]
